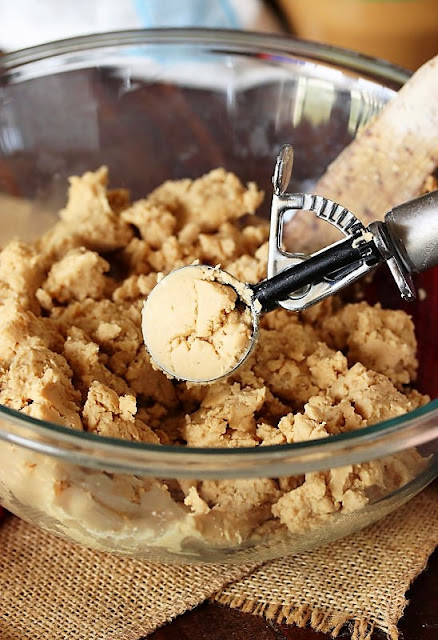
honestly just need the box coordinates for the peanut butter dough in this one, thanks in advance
[142,265,254,382]
[0,167,429,556]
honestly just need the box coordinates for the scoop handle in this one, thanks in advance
[385,190,438,273]
[252,236,380,312]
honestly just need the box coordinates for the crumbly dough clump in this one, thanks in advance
[0,167,429,551]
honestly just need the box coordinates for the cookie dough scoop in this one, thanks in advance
[142,145,438,384]
[142,264,259,383]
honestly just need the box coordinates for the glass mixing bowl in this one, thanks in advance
[0,29,436,563]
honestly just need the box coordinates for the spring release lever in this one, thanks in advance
[264,144,438,311]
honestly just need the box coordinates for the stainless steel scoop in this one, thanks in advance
[143,144,438,383]
[262,144,438,310]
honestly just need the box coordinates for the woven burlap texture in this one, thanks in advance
[0,517,256,640]
[0,484,436,640]
[214,483,438,640]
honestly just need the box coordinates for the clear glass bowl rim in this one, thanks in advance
[0,27,436,478]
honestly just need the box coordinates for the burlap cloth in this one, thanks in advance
[0,484,436,640]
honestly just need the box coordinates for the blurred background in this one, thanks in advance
[0,0,437,70]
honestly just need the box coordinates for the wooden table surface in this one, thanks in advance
[149,549,438,640]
